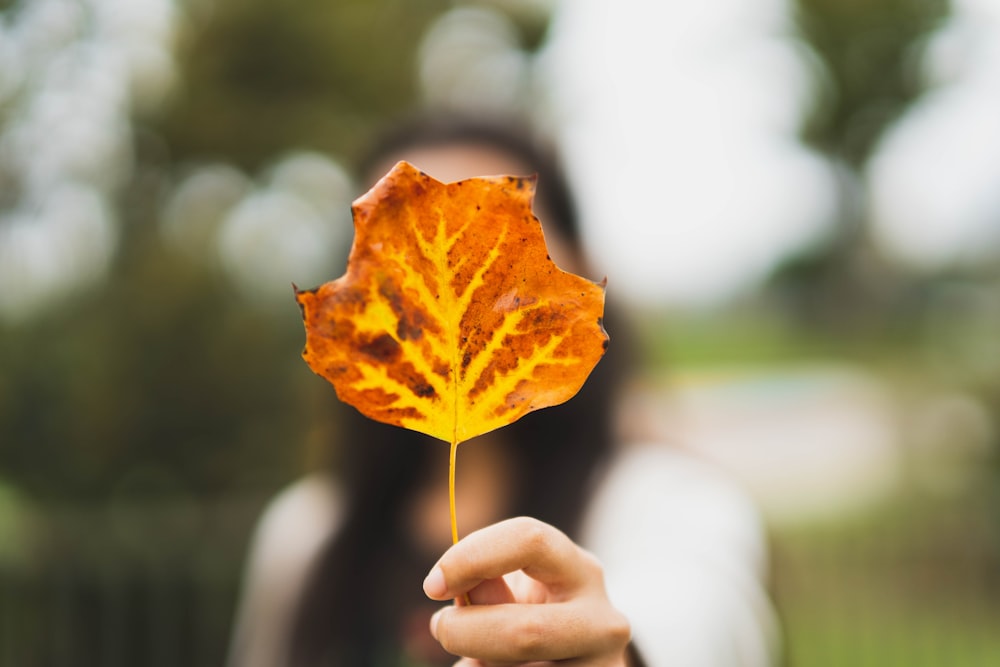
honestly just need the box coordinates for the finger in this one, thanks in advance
[467,576,516,605]
[455,655,560,667]
[457,660,554,667]
[427,517,594,599]
[426,569,516,605]
[432,601,630,663]
[463,659,557,667]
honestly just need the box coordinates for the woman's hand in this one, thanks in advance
[422,516,632,666]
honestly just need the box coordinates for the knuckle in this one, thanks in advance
[605,610,632,649]
[579,549,606,579]
[515,516,552,553]
[575,548,610,594]
[509,612,549,658]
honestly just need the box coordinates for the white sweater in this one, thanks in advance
[228,444,779,666]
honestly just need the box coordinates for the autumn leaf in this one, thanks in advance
[295,160,607,541]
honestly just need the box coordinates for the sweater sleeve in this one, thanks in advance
[226,474,341,667]
[581,445,780,667]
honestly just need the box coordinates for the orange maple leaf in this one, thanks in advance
[295,160,608,542]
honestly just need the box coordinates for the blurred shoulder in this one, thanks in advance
[227,474,342,667]
[584,443,768,565]
[249,472,342,568]
[582,444,779,667]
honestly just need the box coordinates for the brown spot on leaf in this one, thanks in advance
[359,333,401,363]
[412,381,436,398]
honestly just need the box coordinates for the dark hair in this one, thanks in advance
[289,112,632,666]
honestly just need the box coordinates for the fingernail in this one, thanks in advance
[423,567,447,599]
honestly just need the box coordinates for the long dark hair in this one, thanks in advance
[289,112,633,666]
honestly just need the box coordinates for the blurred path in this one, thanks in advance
[630,364,901,525]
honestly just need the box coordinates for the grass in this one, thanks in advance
[771,489,1000,667]
[634,306,1000,666]
[779,597,1000,667]
[630,306,931,407]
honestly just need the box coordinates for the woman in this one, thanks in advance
[228,113,778,667]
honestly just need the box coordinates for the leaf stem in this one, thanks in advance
[449,436,471,606]
[449,437,460,545]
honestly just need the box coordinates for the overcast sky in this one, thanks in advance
[541,0,1000,307]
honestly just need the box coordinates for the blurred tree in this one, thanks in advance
[160,0,450,170]
[0,0,466,504]
[0,2,555,662]
[0,165,325,502]
[798,0,949,166]
[770,0,950,329]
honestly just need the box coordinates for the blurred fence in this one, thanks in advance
[0,564,237,666]
[1,489,999,666]
[773,488,1000,667]
[0,498,260,667]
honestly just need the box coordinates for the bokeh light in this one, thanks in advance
[161,151,354,305]
[541,0,838,306]
[0,0,176,323]
[215,151,353,304]
[418,6,532,114]
[868,0,1000,270]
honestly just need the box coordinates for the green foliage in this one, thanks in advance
[795,0,951,166]
[0,0,464,505]
[768,0,952,331]
[161,0,450,170]
[0,213,323,502]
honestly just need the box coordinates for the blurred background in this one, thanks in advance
[1,0,998,664]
